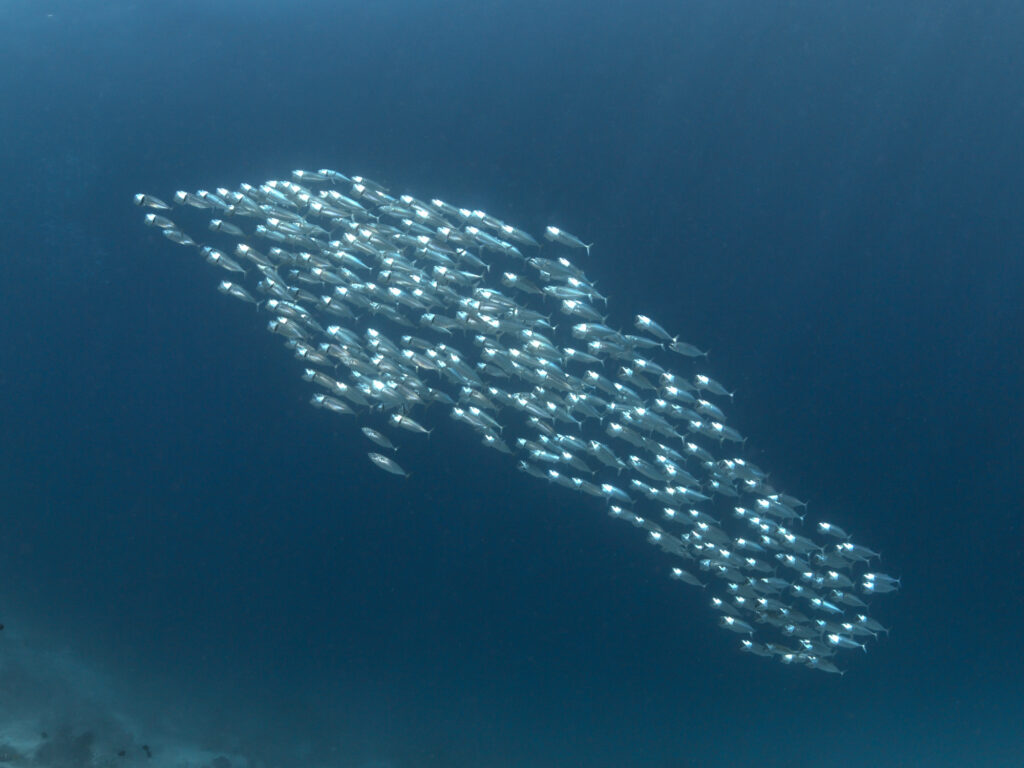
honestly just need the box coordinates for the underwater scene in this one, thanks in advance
[0,2,1021,767]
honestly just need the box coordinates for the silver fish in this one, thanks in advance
[367,452,408,477]
[209,219,245,236]
[134,193,171,210]
[361,427,397,451]
[217,280,259,305]
[544,225,592,255]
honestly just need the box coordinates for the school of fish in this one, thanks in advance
[136,169,898,674]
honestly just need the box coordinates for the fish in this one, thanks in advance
[362,427,397,451]
[390,413,431,435]
[670,340,708,358]
[209,219,245,236]
[367,452,408,477]
[137,170,896,673]
[560,299,605,323]
[634,314,673,342]
[694,374,733,399]
[310,393,354,416]
[217,280,259,305]
[161,228,196,246]
[201,246,246,274]
[861,573,900,594]
[827,633,867,653]
[544,225,593,255]
[670,567,704,587]
[134,193,171,210]
[720,616,755,635]
[144,213,176,229]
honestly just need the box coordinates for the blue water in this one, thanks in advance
[1,1,1022,766]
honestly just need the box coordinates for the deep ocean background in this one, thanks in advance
[1,1,1022,767]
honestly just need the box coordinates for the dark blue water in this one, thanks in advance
[1,1,1022,766]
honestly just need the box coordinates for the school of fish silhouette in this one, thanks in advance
[137,169,897,674]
